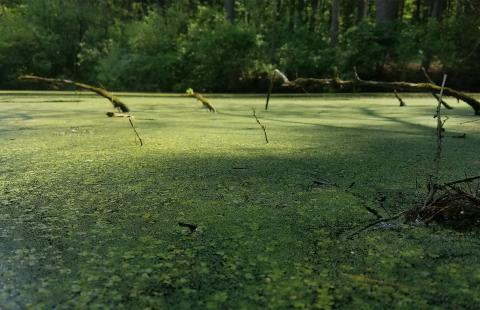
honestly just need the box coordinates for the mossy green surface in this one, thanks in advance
[1,92,480,309]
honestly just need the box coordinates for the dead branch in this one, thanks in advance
[424,74,448,206]
[422,67,453,110]
[18,75,130,112]
[106,112,143,146]
[313,179,384,219]
[128,117,143,146]
[252,108,269,143]
[265,70,276,110]
[444,176,480,187]
[393,89,406,106]
[265,69,291,110]
[106,112,130,118]
[277,69,480,115]
[186,88,216,112]
[444,184,480,205]
[347,211,405,238]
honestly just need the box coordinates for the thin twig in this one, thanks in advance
[265,70,276,110]
[424,205,454,224]
[444,175,480,187]
[445,184,480,205]
[325,181,383,219]
[464,172,474,194]
[128,117,143,146]
[106,112,144,146]
[252,108,269,143]
[264,69,309,111]
[422,68,453,110]
[460,118,480,125]
[347,211,405,239]
[424,74,447,206]
[394,89,406,106]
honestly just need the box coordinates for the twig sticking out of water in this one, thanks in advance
[422,67,453,110]
[424,74,448,207]
[394,89,406,106]
[106,112,144,146]
[252,108,269,143]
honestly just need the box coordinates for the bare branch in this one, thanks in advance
[252,108,269,143]
[186,88,216,112]
[394,89,406,106]
[18,75,130,112]
[422,67,453,110]
[280,70,480,114]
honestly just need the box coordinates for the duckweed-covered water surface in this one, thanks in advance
[1,92,480,309]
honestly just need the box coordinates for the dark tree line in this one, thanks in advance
[1,0,480,92]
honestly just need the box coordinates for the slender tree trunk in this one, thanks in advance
[399,0,405,20]
[309,0,319,31]
[225,0,235,23]
[270,1,280,63]
[330,0,340,45]
[413,0,422,22]
[357,0,370,22]
[430,0,447,19]
[375,0,401,22]
[288,0,295,31]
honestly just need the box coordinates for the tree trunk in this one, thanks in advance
[297,0,305,24]
[288,0,295,31]
[413,0,421,22]
[330,0,340,45]
[398,0,405,20]
[309,0,319,31]
[375,0,401,22]
[430,0,447,19]
[357,0,370,22]
[224,0,235,23]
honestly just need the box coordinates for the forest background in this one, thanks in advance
[1,0,479,92]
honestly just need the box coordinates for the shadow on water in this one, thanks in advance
[2,95,480,308]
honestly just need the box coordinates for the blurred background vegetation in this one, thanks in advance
[1,0,479,92]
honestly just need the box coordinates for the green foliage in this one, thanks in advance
[2,0,480,90]
[177,9,258,92]
[96,5,258,92]
[97,4,189,91]
[276,26,332,78]
[0,6,49,86]
[339,22,388,74]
